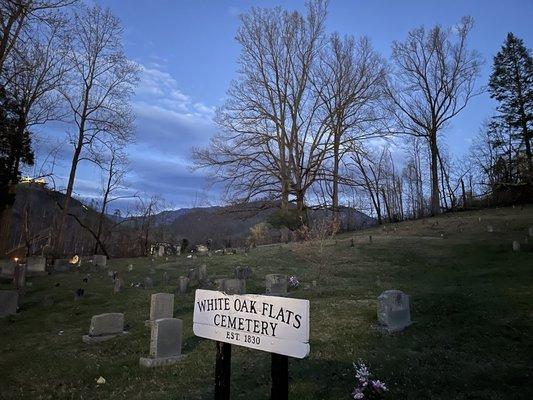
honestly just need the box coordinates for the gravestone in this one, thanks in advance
[188,267,199,285]
[54,259,71,272]
[512,241,520,251]
[82,313,125,343]
[487,224,494,233]
[149,293,174,321]
[128,264,133,272]
[214,278,226,291]
[13,264,26,291]
[0,290,18,317]
[26,256,46,275]
[139,318,183,367]
[198,264,207,282]
[114,277,124,294]
[145,277,154,289]
[93,254,107,268]
[1,260,16,279]
[107,271,114,278]
[177,276,189,295]
[265,274,288,296]
[377,290,411,333]
[222,278,246,295]
[234,266,253,280]
[158,245,164,257]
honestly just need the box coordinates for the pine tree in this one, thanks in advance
[489,33,533,183]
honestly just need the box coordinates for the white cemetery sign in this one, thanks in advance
[193,289,310,359]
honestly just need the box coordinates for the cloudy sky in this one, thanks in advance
[32,0,533,212]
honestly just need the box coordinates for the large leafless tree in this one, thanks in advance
[54,4,139,255]
[385,16,482,215]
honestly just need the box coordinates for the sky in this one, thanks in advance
[33,0,533,212]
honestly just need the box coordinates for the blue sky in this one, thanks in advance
[34,0,533,211]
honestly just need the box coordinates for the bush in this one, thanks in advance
[266,209,302,230]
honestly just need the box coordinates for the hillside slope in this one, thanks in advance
[0,206,531,399]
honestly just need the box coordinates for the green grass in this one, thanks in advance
[1,206,532,399]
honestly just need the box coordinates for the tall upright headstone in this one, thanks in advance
[177,276,189,295]
[139,318,183,367]
[377,290,411,333]
[13,264,26,292]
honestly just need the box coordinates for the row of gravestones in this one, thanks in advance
[0,255,108,282]
[77,287,412,371]
[81,293,182,368]
[486,224,533,251]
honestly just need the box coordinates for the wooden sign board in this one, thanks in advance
[193,289,310,359]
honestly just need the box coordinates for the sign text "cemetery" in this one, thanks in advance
[193,289,310,358]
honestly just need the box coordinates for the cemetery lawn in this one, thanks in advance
[1,206,532,400]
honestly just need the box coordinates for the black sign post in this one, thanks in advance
[271,353,289,399]
[215,341,231,400]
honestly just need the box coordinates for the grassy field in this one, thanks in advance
[1,206,532,399]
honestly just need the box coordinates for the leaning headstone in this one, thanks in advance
[149,293,174,321]
[26,256,46,275]
[114,277,124,294]
[265,274,288,296]
[222,279,246,295]
[93,254,107,268]
[144,277,154,289]
[82,313,125,343]
[0,290,18,317]
[377,290,411,333]
[139,318,183,367]
[512,241,520,252]
[176,276,189,295]
[13,264,26,292]
[234,266,253,280]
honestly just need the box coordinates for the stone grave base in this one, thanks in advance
[374,321,412,334]
[82,332,127,344]
[139,354,183,368]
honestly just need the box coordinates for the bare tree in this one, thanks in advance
[93,141,129,255]
[385,16,482,215]
[194,1,329,217]
[316,34,386,215]
[55,4,139,255]
[0,0,76,77]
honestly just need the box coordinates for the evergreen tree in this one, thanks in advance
[0,87,34,212]
[489,33,533,182]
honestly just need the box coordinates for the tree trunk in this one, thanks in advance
[429,132,440,216]
[332,128,340,217]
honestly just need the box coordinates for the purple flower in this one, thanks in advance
[371,380,388,392]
